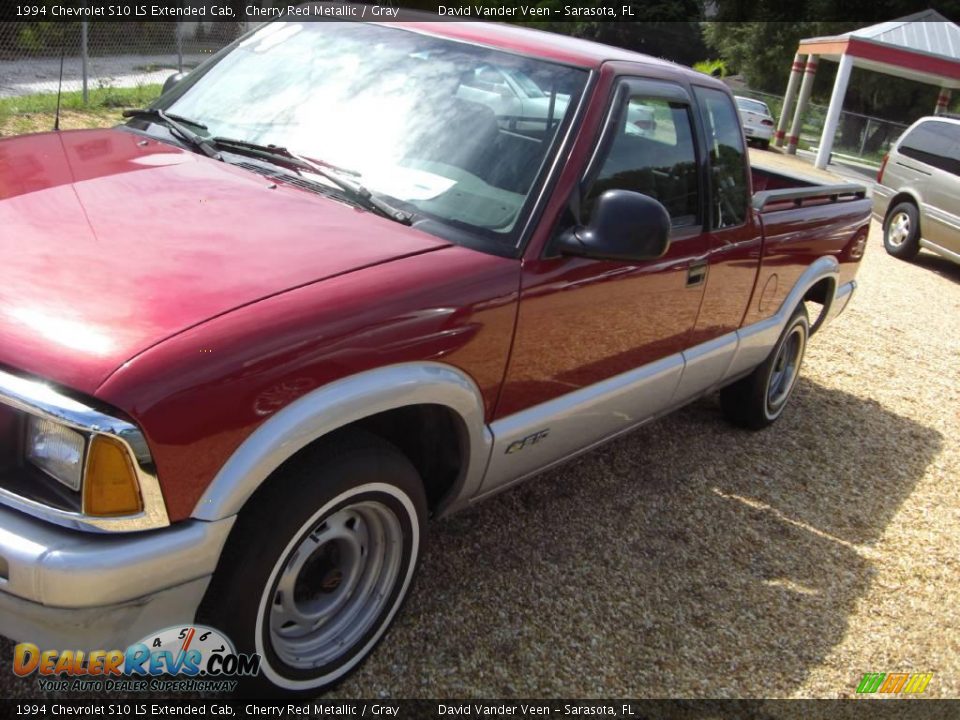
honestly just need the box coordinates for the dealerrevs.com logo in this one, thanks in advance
[13,625,260,693]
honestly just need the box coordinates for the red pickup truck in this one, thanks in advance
[0,19,869,693]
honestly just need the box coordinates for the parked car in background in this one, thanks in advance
[0,17,869,695]
[873,115,960,266]
[735,96,775,149]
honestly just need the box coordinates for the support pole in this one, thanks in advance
[786,55,818,155]
[815,53,853,169]
[775,52,804,147]
[935,87,952,115]
[176,22,184,73]
[81,19,89,104]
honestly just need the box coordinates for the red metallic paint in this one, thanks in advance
[96,246,520,520]
[691,216,765,345]
[0,27,867,525]
[0,129,451,394]
[742,200,872,328]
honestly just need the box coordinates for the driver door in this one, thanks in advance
[482,77,709,495]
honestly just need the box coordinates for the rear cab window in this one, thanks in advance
[693,86,750,229]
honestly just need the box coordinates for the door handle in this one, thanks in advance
[687,261,707,287]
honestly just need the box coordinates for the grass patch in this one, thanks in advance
[0,84,162,137]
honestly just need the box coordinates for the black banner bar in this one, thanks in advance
[1,700,959,719]
[1,0,957,23]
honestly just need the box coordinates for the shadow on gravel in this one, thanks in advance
[912,251,960,284]
[391,379,943,697]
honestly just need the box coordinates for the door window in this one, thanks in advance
[693,86,750,229]
[582,93,700,228]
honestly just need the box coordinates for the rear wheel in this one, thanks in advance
[721,305,809,430]
[199,431,426,696]
[884,202,920,260]
[758,139,770,150]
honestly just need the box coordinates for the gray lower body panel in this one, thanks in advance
[0,576,210,649]
[477,266,853,500]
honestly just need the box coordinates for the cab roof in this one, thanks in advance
[387,20,701,76]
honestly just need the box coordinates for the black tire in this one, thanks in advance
[198,430,427,696]
[883,201,920,260]
[721,305,809,430]
[758,139,770,150]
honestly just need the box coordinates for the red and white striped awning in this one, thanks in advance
[798,10,960,88]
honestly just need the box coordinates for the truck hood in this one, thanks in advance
[0,129,450,395]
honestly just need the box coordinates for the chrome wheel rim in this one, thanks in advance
[767,325,806,415]
[888,211,911,247]
[269,501,403,670]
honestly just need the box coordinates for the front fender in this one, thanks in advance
[191,362,492,521]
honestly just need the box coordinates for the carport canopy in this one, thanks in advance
[777,10,960,168]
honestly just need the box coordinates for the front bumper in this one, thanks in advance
[0,505,234,648]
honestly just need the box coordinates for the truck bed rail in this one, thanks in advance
[752,183,867,213]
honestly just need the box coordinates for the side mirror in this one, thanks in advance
[556,189,672,262]
[162,72,187,95]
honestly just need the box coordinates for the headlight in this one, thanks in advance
[26,416,86,491]
[26,417,144,515]
[0,366,169,531]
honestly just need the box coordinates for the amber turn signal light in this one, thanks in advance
[83,435,143,516]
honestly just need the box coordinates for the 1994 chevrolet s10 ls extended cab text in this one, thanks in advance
[0,18,869,693]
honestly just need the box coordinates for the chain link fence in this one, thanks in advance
[735,88,910,168]
[0,21,252,102]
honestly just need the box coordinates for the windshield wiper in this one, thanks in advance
[211,136,412,225]
[122,108,221,160]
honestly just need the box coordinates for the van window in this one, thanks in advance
[899,121,960,175]
[693,86,750,229]
[583,95,700,228]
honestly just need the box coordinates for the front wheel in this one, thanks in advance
[199,431,427,696]
[721,305,809,430]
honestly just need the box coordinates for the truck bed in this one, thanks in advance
[741,165,871,329]
[751,166,867,213]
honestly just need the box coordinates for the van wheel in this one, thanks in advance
[721,305,809,430]
[884,202,920,259]
[758,139,770,150]
[198,430,426,696]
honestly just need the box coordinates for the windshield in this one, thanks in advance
[153,22,588,251]
[736,98,770,116]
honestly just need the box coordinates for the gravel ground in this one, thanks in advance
[1,221,957,700]
[337,221,960,699]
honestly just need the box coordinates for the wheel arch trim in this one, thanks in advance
[728,254,839,378]
[883,191,922,226]
[191,362,492,522]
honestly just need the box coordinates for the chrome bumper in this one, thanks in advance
[0,506,234,647]
[0,576,211,649]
